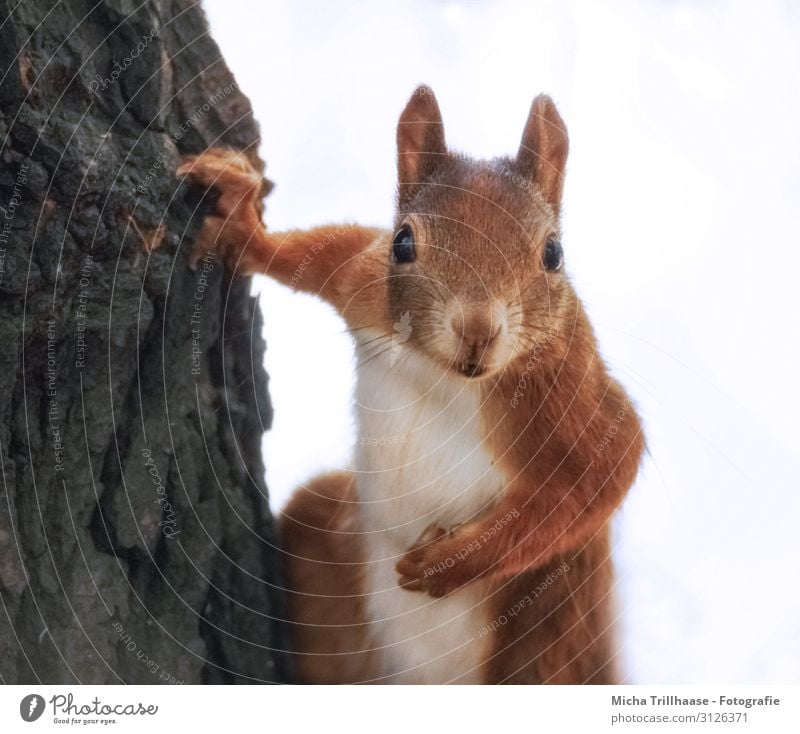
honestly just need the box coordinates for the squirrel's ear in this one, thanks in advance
[397,85,446,207]
[517,95,569,214]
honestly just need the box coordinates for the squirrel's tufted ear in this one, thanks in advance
[517,94,569,214]
[397,85,447,207]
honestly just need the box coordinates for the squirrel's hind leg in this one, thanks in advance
[279,471,375,683]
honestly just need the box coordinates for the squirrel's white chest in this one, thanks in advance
[354,340,504,544]
[353,337,504,683]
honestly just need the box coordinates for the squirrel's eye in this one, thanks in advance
[392,225,416,263]
[543,237,563,272]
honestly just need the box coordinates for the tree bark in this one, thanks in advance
[0,0,287,683]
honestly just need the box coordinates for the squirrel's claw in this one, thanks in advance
[178,148,261,190]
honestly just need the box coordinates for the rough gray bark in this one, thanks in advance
[0,0,286,683]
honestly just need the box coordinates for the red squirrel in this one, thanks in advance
[179,86,645,684]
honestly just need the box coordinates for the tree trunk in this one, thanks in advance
[0,0,287,683]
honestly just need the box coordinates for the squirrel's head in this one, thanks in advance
[388,85,574,380]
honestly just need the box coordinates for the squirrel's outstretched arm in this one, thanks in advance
[180,149,387,319]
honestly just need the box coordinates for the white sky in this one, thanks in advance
[203,0,800,683]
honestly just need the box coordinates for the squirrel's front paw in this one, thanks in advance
[178,148,265,271]
[396,524,471,598]
[178,148,263,212]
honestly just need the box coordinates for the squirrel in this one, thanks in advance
[179,85,645,684]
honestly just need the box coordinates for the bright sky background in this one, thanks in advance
[203,0,800,683]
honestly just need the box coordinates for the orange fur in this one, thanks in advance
[181,86,644,684]
[279,472,374,683]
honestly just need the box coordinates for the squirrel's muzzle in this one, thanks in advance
[447,302,507,378]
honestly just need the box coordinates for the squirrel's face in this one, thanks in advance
[387,86,572,380]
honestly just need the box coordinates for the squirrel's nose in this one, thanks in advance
[450,309,503,351]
